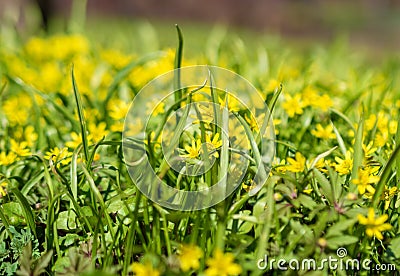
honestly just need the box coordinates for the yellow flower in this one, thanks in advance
[129,48,175,88]
[374,130,388,147]
[178,244,203,272]
[242,181,257,192]
[25,34,89,61]
[301,86,319,107]
[0,152,18,166]
[111,121,124,132]
[108,99,130,121]
[24,126,38,147]
[357,208,392,240]
[206,133,223,158]
[131,262,160,276]
[89,122,109,142]
[309,157,327,173]
[44,147,72,166]
[273,118,281,135]
[381,186,398,210]
[244,113,258,132]
[311,124,336,139]
[313,94,333,111]
[0,180,7,197]
[100,48,133,69]
[125,119,144,137]
[10,139,31,157]
[303,186,313,194]
[219,94,242,112]
[66,132,93,149]
[282,94,304,118]
[2,95,32,126]
[352,167,379,195]
[389,120,397,135]
[376,111,388,132]
[266,79,280,92]
[334,151,353,175]
[365,114,376,131]
[146,101,165,116]
[205,249,242,276]
[362,142,377,158]
[66,132,80,149]
[181,139,202,159]
[273,159,287,174]
[301,87,333,111]
[286,152,306,173]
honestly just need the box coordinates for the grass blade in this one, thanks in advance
[71,66,90,162]
[174,24,184,103]
[372,143,400,208]
[350,114,364,192]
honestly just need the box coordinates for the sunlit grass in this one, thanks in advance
[0,17,400,276]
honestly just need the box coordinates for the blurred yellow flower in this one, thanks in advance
[313,94,333,111]
[205,249,242,276]
[266,79,280,92]
[389,120,397,135]
[10,139,31,157]
[89,122,109,142]
[311,124,336,139]
[108,99,130,121]
[0,152,17,166]
[146,101,165,116]
[178,244,203,272]
[66,132,93,149]
[24,126,38,147]
[131,262,160,276]
[2,95,31,126]
[365,114,376,131]
[25,34,89,61]
[374,130,388,147]
[100,48,133,69]
[282,94,304,118]
[358,208,392,240]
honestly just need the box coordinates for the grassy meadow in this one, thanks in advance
[0,14,400,276]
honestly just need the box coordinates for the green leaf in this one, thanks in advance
[10,189,36,238]
[313,168,334,205]
[326,235,358,249]
[57,211,77,230]
[296,194,317,210]
[326,219,357,238]
[1,202,24,226]
[33,250,53,276]
[388,236,400,259]
[61,234,81,247]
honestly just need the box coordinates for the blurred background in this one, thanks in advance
[1,0,400,54]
